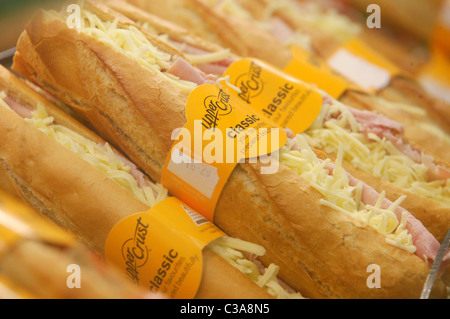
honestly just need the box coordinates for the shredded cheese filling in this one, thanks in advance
[263,0,361,42]
[210,237,304,299]
[303,101,450,206]
[279,135,416,253]
[65,3,197,92]
[2,95,302,299]
[205,0,313,50]
[137,21,232,66]
[184,49,231,65]
[203,0,254,20]
[24,104,166,207]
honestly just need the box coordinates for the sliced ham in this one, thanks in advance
[340,105,450,181]
[166,57,217,85]
[3,96,33,118]
[325,161,447,267]
[287,135,445,267]
[269,17,295,44]
[348,106,404,135]
[242,252,299,295]
[168,40,233,75]
[195,63,229,77]
[114,152,153,190]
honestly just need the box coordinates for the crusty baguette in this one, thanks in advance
[123,0,450,167]
[124,0,293,67]
[378,77,450,133]
[11,4,448,298]
[244,0,450,132]
[108,1,450,243]
[321,151,450,242]
[0,65,273,299]
[106,0,233,58]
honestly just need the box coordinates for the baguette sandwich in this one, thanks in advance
[102,1,450,241]
[122,0,450,164]
[11,1,448,298]
[228,0,450,131]
[299,94,450,242]
[308,0,431,75]
[0,65,305,299]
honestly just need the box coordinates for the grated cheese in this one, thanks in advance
[263,0,361,42]
[136,21,233,66]
[66,2,197,92]
[279,135,416,253]
[303,100,450,206]
[184,49,231,65]
[204,0,254,20]
[25,104,166,208]
[209,237,305,299]
[2,92,302,299]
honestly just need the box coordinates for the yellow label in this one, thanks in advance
[161,83,287,220]
[284,46,367,99]
[223,58,323,134]
[418,48,450,103]
[0,190,74,258]
[327,38,403,92]
[432,0,450,57]
[104,197,225,299]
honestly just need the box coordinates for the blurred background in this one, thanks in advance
[0,0,448,97]
[0,0,64,68]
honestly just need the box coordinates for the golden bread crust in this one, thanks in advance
[11,5,445,298]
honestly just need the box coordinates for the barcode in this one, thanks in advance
[181,205,209,226]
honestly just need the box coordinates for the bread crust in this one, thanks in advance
[253,0,450,132]
[126,0,450,162]
[126,0,292,67]
[0,66,272,299]
[106,0,232,56]
[319,151,450,242]
[12,6,446,298]
[107,1,450,245]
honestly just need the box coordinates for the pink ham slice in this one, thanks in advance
[286,134,446,267]
[114,152,154,189]
[325,161,448,268]
[348,107,404,134]
[269,17,296,44]
[169,39,234,76]
[340,105,450,182]
[166,57,217,85]
[195,63,229,77]
[3,96,33,118]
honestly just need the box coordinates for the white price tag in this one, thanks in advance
[166,149,219,199]
[328,49,391,91]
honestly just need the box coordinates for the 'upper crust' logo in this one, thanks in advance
[235,61,264,104]
[201,89,233,130]
[121,217,149,285]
